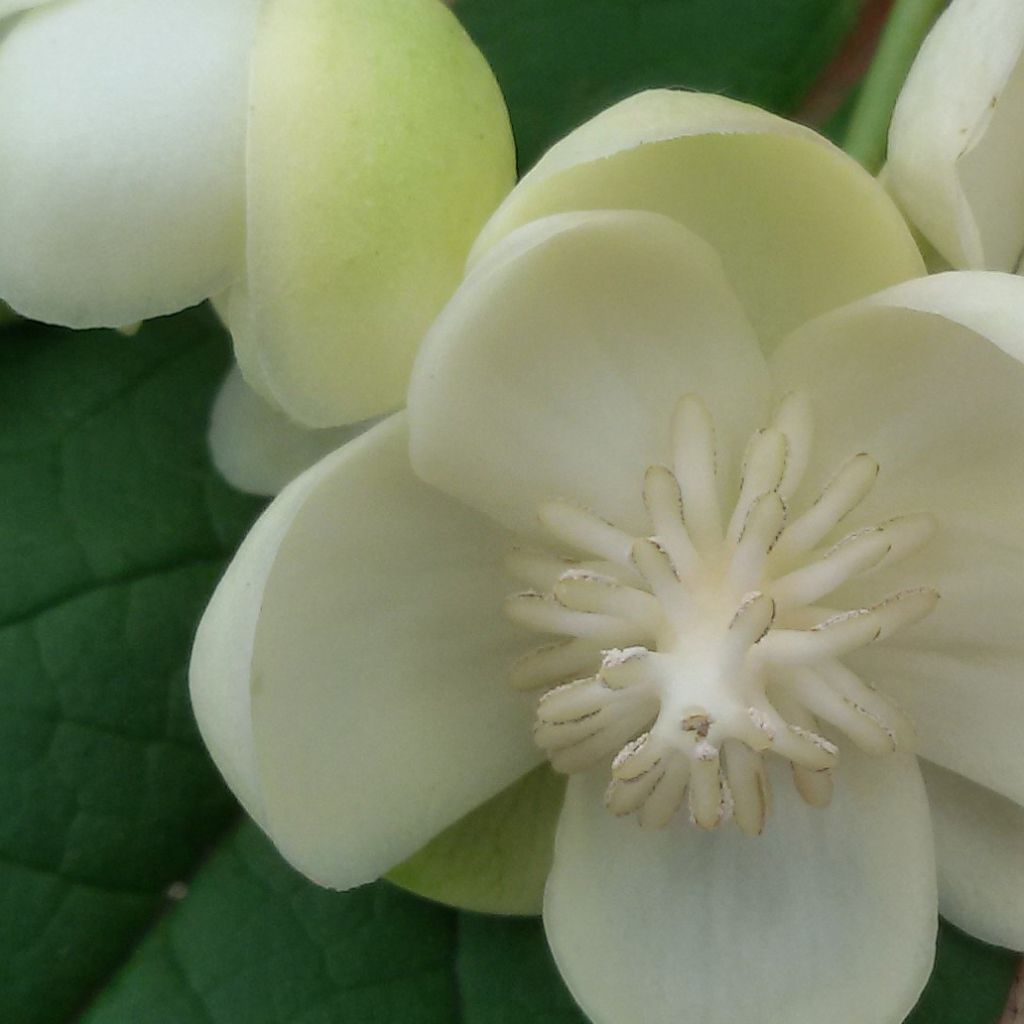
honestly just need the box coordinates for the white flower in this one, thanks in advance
[0,0,515,427]
[191,90,1024,1024]
[887,0,1024,272]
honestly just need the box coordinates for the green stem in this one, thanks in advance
[843,0,948,172]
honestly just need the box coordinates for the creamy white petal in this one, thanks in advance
[0,0,259,326]
[545,750,936,1024]
[772,272,1024,542]
[921,761,1024,951]
[240,0,514,428]
[409,209,770,537]
[191,415,541,889]
[209,365,373,497]
[772,272,1024,805]
[840,524,1024,807]
[471,89,923,349]
[888,0,1024,270]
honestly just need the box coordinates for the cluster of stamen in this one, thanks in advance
[505,393,938,834]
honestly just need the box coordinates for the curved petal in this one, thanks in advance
[888,0,1024,270]
[921,761,1024,951]
[209,365,373,497]
[470,89,923,350]
[842,529,1024,807]
[772,272,1024,544]
[545,750,936,1024]
[0,0,258,326]
[387,765,564,916]
[409,209,770,537]
[771,273,1024,804]
[241,0,515,428]
[190,415,541,889]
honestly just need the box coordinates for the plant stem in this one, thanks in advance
[843,0,947,171]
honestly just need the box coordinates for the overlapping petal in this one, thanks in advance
[921,762,1024,951]
[888,0,1024,271]
[772,272,1024,805]
[0,0,259,326]
[546,751,936,1024]
[471,90,923,349]
[209,366,370,497]
[409,209,770,537]
[191,415,541,889]
[240,0,515,427]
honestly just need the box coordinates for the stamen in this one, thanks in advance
[672,395,722,551]
[538,500,635,564]
[504,549,575,591]
[505,591,646,643]
[554,571,661,628]
[773,391,814,500]
[772,453,879,563]
[770,528,890,609]
[509,638,604,691]
[729,492,786,591]
[643,465,701,576]
[727,427,787,542]
[506,390,937,831]
[724,740,770,836]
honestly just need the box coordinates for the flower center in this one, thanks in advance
[504,393,938,834]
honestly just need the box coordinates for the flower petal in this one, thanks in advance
[0,1,50,19]
[0,0,259,326]
[771,272,1024,805]
[888,0,1024,270]
[772,272,1024,541]
[545,750,936,1024]
[471,89,923,349]
[240,0,515,428]
[409,209,770,536]
[921,761,1024,951]
[191,415,541,889]
[209,365,373,497]
[387,765,564,916]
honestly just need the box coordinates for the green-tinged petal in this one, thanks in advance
[209,365,372,497]
[191,415,541,889]
[242,0,515,428]
[387,765,564,916]
[546,750,936,1024]
[921,762,1024,951]
[0,0,49,18]
[888,0,1024,270]
[409,209,770,537]
[771,272,1024,806]
[471,89,923,349]
[0,0,258,326]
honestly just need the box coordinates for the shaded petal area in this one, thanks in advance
[209,365,373,497]
[888,0,1024,270]
[191,415,540,889]
[921,762,1024,951]
[0,0,258,325]
[472,89,923,349]
[545,751,936,1024]
[410,209,770,537]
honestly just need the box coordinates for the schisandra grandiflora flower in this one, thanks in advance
[191,91,1024,1024]
[0,0,514,427]
[888,0,1024,273]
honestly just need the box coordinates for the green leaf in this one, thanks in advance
[79,822,1018,1024]
[0,310,263,1023]
[458,0,863,169]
